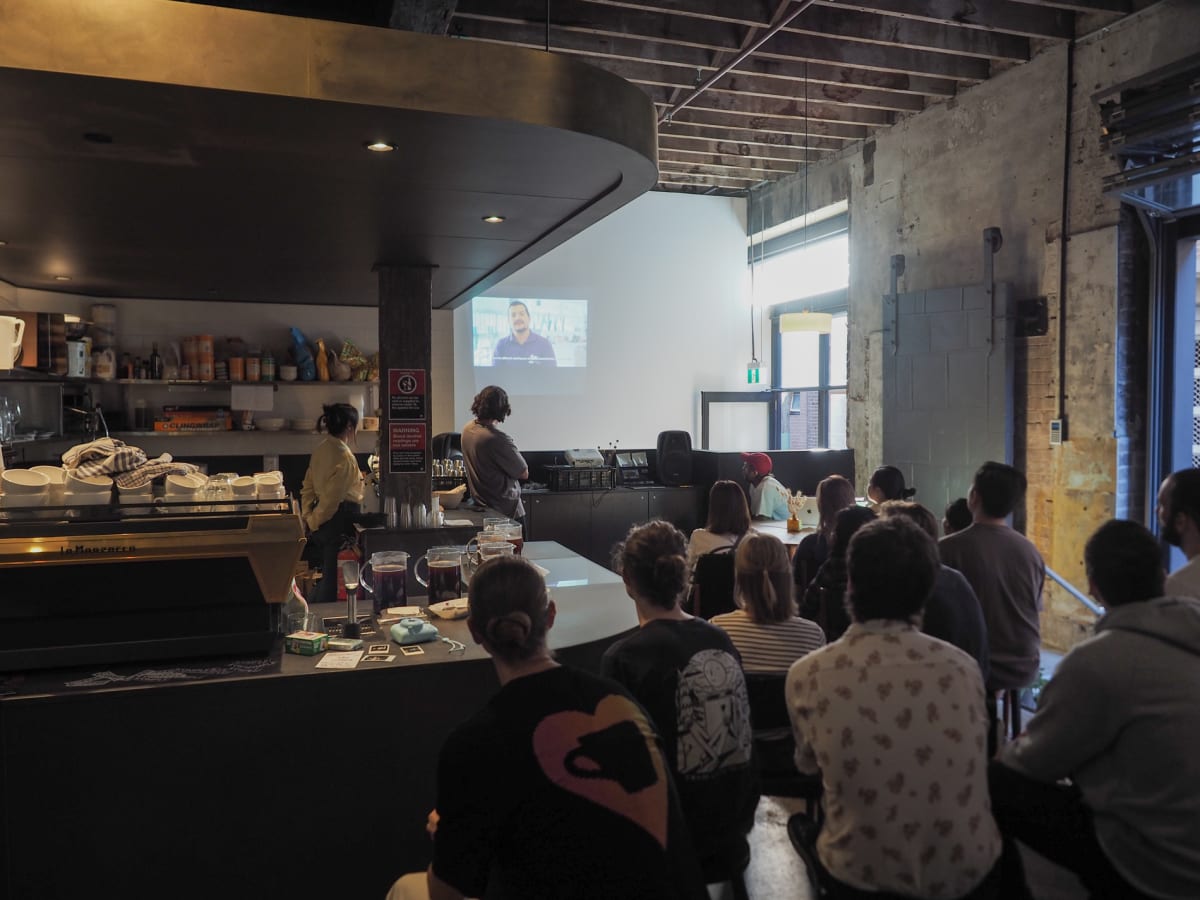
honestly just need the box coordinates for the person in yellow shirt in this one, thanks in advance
[301,403,364,604]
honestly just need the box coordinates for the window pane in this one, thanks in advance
[754,234,848,307]
[781,390,821,449]
[828,389,848,450]
[779,331,820,387]
[829,312,848,387]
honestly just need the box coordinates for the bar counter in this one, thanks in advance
[0,542,637,900]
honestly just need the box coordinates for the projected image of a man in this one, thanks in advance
[492,300,557,366]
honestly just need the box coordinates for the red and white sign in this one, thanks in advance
[387,368,427,420]
[388,422,427,474]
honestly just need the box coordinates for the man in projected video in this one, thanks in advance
[492,300,557,366]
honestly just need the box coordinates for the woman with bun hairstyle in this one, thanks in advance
[603,520,759,885]
[386,556,707,900]
[867,464,916,504]
[712,533,825,673]
[300,402,363,604]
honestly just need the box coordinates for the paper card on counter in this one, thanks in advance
[443,518,474,526]
[386,606,423,616]
[315,651,363,669]
[230,384,274,412]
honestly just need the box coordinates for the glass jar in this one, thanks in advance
[245,357,261,382]
[261,355,275,382]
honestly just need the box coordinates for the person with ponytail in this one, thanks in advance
[603,520,759,886]
[711,533,825,673]
[300,402,363,604]
[386,556,706,900]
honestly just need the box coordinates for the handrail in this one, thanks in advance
[1046,566,1105,616]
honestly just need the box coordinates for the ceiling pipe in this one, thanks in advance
[658,0,817,126]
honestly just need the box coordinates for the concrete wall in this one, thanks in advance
[754,0,1200,651]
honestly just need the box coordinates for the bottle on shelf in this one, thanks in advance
[150,343,164,380]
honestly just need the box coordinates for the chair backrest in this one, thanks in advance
[744,672,790,732]
[690,546,737,619]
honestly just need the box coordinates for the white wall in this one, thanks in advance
[453,191,752,452]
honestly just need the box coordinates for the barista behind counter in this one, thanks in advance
[462,385,527,522]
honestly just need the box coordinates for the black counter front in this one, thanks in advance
[0,543,636,900]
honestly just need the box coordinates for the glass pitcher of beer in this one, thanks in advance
[415,546,466,605]
[360,550,409,615]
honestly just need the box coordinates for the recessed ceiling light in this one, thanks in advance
[365,141,396,152]
[482,215,506,224]
[54,275,71,282]
[0,240,7,247]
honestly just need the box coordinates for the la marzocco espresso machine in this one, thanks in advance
[0,500,304,671]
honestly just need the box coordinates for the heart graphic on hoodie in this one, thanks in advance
[533,695,668,848]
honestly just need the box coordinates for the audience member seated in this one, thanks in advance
[386,556,708,900]
[878,501,990,683]
[991,519,1200,900]
[938,462,1044,732]
[604,521,760,884]
[866,464,916,505]
[686,479,751,583]
[1157,468,1200,599]
[793,474,857,592]
[711,533,825,673]
[741,451,790,520]
[800,506,876,642]
[942,497,972,536]
[787,517,1004,900]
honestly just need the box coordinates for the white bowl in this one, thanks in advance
[31,466,66,485]
[65,473,113,494]
[290,418,316,432]
[257,417,286,432]
[278,365,297,382]
[254,472,283,486]
[434,489,464,510]
[165,473,206,495]
[2,469,50,494]
[232,476,258,496]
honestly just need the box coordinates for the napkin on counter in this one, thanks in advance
[114,454,201,489]
[62,438,148,477]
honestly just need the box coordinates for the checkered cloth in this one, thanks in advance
[114,454,201,489]
[62,438,148,477]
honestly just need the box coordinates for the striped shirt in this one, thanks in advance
[710,609,825,674]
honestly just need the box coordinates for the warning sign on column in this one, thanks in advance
[388,369,427,420]
[389,422,427,473]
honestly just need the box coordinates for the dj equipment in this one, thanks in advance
[656,430,693,486]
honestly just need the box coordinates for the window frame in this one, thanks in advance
[770,296,848,450]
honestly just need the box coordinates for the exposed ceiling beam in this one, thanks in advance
[658,162,762,182]
[657,127,844,154]
[451,19,961,97]
[641,83,896,127]
[581,0,780,28]
[454,0,990,80]
[659,151,801,175]
[813,0,1074,40]
[588,57,927,112]
[662,106,868,141]
[782,6,1029,60]
[1008,0,1128,12]
[659,136,836,163]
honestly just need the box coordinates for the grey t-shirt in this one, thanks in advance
[461,420,527,518]
[939,523,1044,691]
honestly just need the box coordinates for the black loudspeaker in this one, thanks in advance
[656,430,693,486]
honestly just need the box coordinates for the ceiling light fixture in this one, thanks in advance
[0,240,7,247]
[779,311,833,334]
[482,215,506,224]
[54,275,71,282]
[365,141,396,152]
